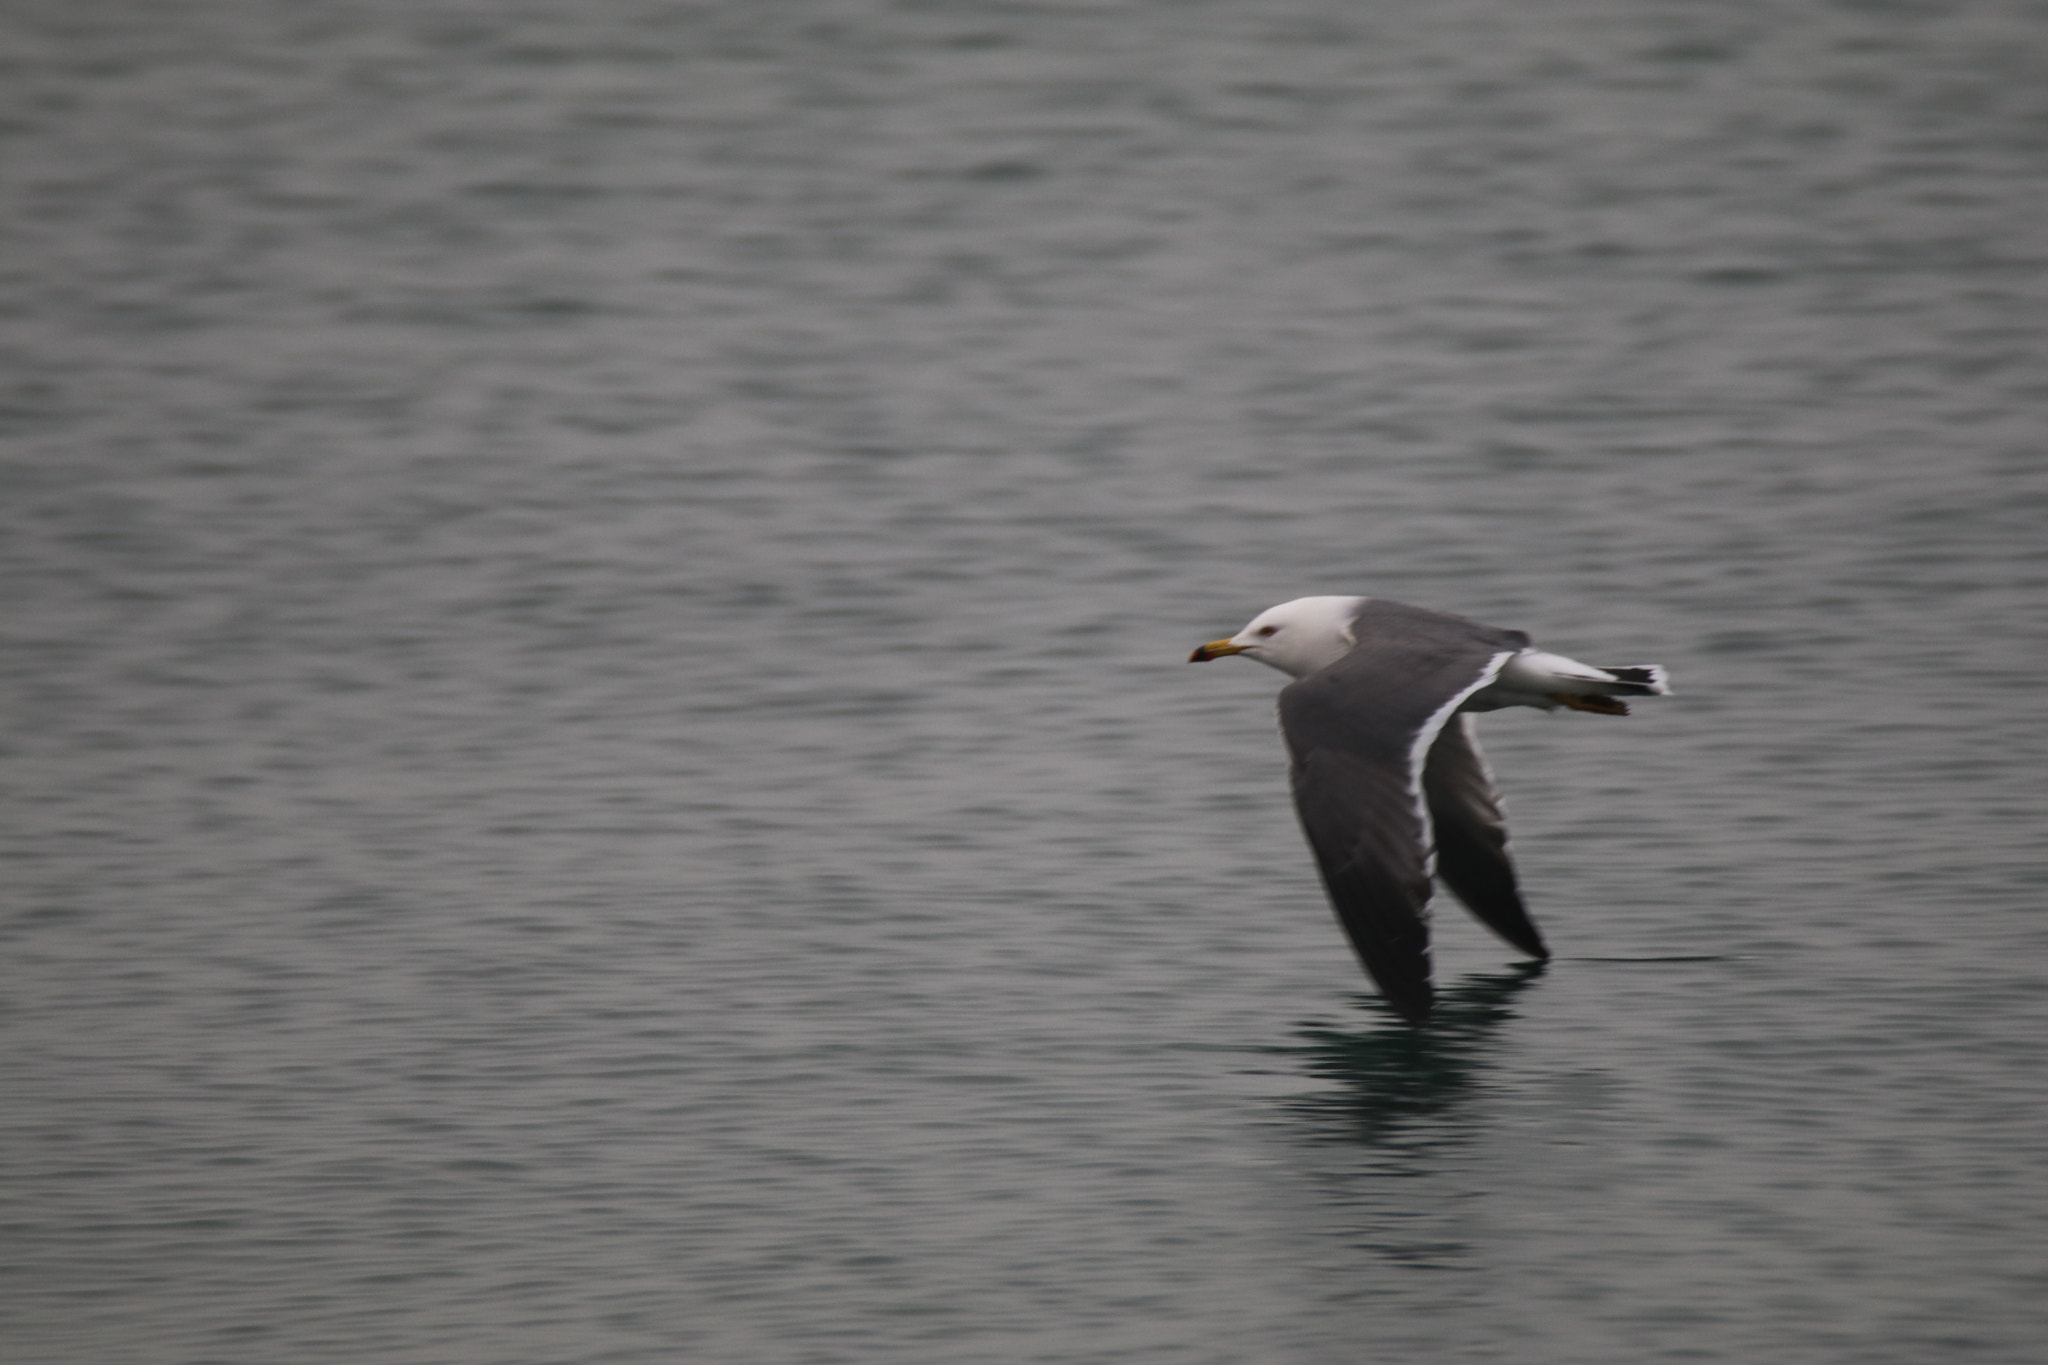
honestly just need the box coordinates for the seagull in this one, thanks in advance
[1190,596,1668,1024]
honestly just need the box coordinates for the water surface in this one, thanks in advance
[5,1,2048,1361]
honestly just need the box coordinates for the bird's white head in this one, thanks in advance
[1188,596,1364,679]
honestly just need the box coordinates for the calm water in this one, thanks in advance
[5,1,2048,1361]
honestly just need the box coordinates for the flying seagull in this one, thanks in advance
[1190,596,1668,1024]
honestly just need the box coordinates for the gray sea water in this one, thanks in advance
[5,1,2048,1361]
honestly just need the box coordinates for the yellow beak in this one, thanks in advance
[1188,639,1246,662]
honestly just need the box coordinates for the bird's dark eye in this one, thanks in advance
[1257,625,1278,637]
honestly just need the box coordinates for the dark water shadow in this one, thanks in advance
[1273,961,1547,1153]
[1245,961,1548,1268]
[1257,963,1547,1267]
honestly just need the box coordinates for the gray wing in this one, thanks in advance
[1424,714,1548,960]
[1278,613,1522,1024]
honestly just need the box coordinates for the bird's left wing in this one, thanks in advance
[1278,630,1518,1024]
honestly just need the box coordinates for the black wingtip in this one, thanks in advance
[1383,983,1435,1027]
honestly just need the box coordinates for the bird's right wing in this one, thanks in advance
[1423,714,1548,960]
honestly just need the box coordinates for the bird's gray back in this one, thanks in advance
[1279,600,1526,758]
[1349,598,1529,662]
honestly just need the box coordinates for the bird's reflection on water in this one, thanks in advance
[1261,963,1547,1267]
[1281,961,1545,1149]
